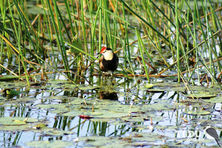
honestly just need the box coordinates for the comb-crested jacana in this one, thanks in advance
[99,47,118,74]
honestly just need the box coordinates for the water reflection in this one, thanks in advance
[99,91,118,100]
[0,78,221,147]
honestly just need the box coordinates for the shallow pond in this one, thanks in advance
[1,1,222,147]
[0,75,221,148]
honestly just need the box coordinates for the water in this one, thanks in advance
[0,74,221,147]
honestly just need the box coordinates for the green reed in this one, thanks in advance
[137,29,150,82]
[0,0,221,85]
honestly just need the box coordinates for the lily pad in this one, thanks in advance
[189,85,221,94]
[184,110,211,115]
[204,96,222,103]
[78,136,129,148]
[141,100,174,111]
[26,140,73,148]
[78,85,99,90]
[186,93,216,99]
[0,117,38,126]
[43,128,74,136]
[36,104,69,114]
[146,88,165,93]
[10,97,34,103]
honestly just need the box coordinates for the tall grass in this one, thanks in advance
[0,0,222,85]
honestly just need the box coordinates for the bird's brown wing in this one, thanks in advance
[99,55,105,71]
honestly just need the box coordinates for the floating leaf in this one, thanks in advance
[0,124,30,131]
[43,128,73,136]
[36,104,69,114]
[189,85,221,94]
[13,119,26,125]
[26,140,73,148]
[63,110,85,116]
[186,93,216,99]
[204,96,222,103]
[78,136,128,148]
[146,88,165,93]
[0,117,38,126]
[184,110,211,115]
[145,84,154,89]
[78,85,99,90]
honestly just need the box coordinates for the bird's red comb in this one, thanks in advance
[100,47,107,54]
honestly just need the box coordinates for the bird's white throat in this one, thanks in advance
[103,50,113,60]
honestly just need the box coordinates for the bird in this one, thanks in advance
[205,126,221,147]
[99,47,119,74]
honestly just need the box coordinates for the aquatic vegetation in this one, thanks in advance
[0,0,222,147]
